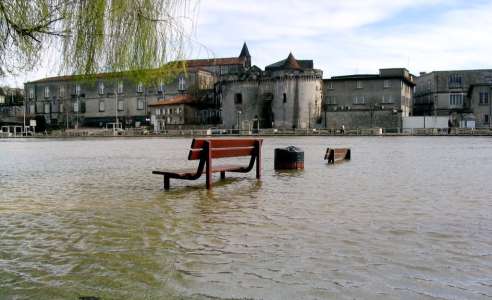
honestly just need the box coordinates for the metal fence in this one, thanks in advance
[2,127,492,138]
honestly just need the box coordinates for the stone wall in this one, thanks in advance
[24,70,213,128]
[325,110,401,130]
[221,73,323,129]
[221,80,260,129]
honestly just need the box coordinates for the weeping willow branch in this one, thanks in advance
[0,0,197,82]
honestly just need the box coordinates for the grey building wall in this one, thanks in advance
[24,70,215,128]
[325,111,400,129]
[469,85,492,128]
[221,80,260,129]
[221,69,323,130]
[323,68,414,129]
[414,69,492,114]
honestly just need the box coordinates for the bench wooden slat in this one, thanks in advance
[189,146,256,160]
[191,138,257,149]
[325,147,351,164]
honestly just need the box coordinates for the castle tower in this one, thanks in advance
[239,42,251,68]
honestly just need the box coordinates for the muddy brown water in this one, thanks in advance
[0,137,491,300]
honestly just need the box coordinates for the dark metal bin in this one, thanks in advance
[274,146,304,170]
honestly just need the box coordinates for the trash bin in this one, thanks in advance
[274,146,304,170]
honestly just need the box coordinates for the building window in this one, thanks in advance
[356,81,363,89]
[449,93,463,106]
[485,114,490,124]
[158,81,165,93]
[327,96,336,104]
[59,86,65,98]
[178,77,186,91]
[44,86,50,98]
[427,80,432,91]
[234,93,243,104]
[73,102,79,113]
[479,92,489,105]
[44,103,50,113]
[117,81,124,94]
[29,88,34,99]
[118,100,124,111]
[382,95,394,103]
[353,96,366,104]
[59,103,64,113]
[384,80,391,88]
[99,100,105,112]
[283,93,287,103]
[327,81,334,89]
[137,99,144,110]
[137,82,143,93]
[448,74,463,89]
[99,82,105,95]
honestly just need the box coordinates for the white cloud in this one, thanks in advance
[193,0,492,76]
[2,0,492,87]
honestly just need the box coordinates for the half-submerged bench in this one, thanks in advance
[324,148,351,164]
[153,138,263,190]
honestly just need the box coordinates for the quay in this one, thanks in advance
[2,127,492,138]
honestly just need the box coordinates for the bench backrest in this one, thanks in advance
[188,139,262,160]
[325,148,351,162]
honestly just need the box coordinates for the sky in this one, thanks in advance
[3,0,492,87]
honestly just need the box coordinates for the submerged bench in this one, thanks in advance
[324,148,351,164]
[153,138,263,190]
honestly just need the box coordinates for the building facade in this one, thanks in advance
[220,53,323,130]
[0,87,25,126]
[24,44,251,129]
[323,68,415,130]
[414,69,492,128]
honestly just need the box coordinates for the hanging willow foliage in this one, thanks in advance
[0,0,196,82]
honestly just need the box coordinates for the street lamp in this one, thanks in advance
[236,110,242,134]
[76,94,79,129]
[115,85,118,131]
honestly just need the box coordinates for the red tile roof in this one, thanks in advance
[183,57,246,68]
[28,57,244,84]
[149,94,194,107]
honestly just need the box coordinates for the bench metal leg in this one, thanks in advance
[164,176,170,190]
[220,171,226,180]
[256,142,262,179]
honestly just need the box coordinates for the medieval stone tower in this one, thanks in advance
[220,51,323,130]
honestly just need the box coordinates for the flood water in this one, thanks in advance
[0,137,491,300]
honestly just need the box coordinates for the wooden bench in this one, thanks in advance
[324,148,351,164]
[153,138,263,190]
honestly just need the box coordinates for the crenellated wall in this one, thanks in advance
[221,70,323,129]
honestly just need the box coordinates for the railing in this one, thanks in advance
[2,127,492,138]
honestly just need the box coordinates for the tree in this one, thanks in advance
[0,0,196,80]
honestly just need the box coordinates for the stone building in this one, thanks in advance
[220,53,323,130]
[150,95,200,131]
[323,68,415,130]
[414,69,492,128]
[24,70,206,128]
[23,43,251,129]
[0,87,25,126]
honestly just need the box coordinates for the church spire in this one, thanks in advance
[239,42,251,68]
[239,42,251,58]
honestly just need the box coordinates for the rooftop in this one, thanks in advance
[265,53,314,72]
[149,94,194,107]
